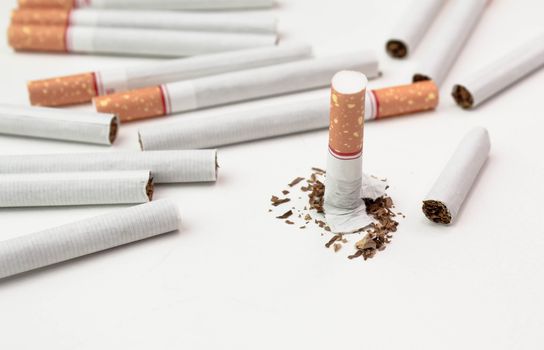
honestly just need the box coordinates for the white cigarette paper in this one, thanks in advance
[0,150,217,184]
[0,171,152,208]
[422,127,490,224]
[452,32,544,108]
[0,200,180,280]
[81,0,274,10]
[0,104,118,145]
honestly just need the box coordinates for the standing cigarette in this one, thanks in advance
[18,0,275,10]
[27,44,312,107]
[8,24,277,58]
[93,51,380,122]
[412,0,488,86]
[139,81,438,150]
[0,150,217,184]
[422,127,490,225]
[452,32,544,109]
[0,104,118,145]
[0,171,152,208]
[0,200,180,280]
[386,0,447,58]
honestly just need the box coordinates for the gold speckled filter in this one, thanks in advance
[27,73,98,106]
[18,0,75,9]
[11,9,70,26]
[8,24,67,52]
[372,80,439,118]
[93,86,167,122]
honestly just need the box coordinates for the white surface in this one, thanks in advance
[0,0,543,349]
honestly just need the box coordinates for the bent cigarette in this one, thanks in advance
[0,104,118,145]
[452,32,544,109]
[0,170,152,208]
[0,200,180,280]
[422,127,490,225]
[139,81,438,150]
[18,0,274,10]
[8,24,277,57]
[27,44,312,107]
[0,150,217,184]
[412,0,488,86]
[386,0,446,58]
[93,51,380,122]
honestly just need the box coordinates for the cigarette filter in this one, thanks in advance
[422,127,490,225]
[412,0,488,86]
[0,170,152,208]
[139,81,438,150]
[0,150,217,184]
[0,104,118,145]
[8,24,277,57]
[93,51,380,122]
[386,0,447,58]
[0,199,180,280]
[27,44,312,107]
[18,0,274,10]
[452,32,544,109]
[11,8,278,34]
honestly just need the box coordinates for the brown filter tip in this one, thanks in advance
[373,80,439,119]
[93,86,166,123]
[27,72,97,107]
[8,24,66,52]
[451,84,474,109]
[422,200,452,225]
[11,9,70,26]
[18,0,74,9]
[386,40,408,58]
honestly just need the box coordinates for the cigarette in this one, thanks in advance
[18,0,275,10]
[412,0,488,86]
[93,51,380,122]
[452,32,544,109]
[0,150,217,184]
[386,0,447,58]
[0,170,153,208]
[11,8,278,34]
[422,127,490,225]
[0,104,118,145]
[0,199,180,280]
[8,24,277,58]
[27,44,312,107]
[138,81,438,150]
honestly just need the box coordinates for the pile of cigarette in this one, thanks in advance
[0,0,541,277]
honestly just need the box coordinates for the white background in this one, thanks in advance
[1,0,543,349]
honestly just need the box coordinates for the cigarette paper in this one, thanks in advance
[18,0,274,10]
[452,32,544,109]
[27,45,312,107]
[0,200,180,279]
[94,51,380,122]
[412,0,488,86]
[0,150,217,184]
[139,81,438,150]
[386,0,447,58]
[11,8,277,34]
[0,104,118,145]
[8,24,277,57]
[422,127,490,225]
[0,170,152,208]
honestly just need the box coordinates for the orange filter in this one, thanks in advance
[371,80,438,119]
[93,86,167,122]
[11,9,70,26]
[28,73,98,106]
[7,24,66,52]
[18,0,75,9]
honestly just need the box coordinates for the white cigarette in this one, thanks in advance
[0,104,118,145]
[386,0,447,58]
[422,127,490,225]
[0,150,217,184]
[0,171,153,208]
[452,32,544,109]
[83,0,274,10]
[412,0,488,86]
[0,199,180,279]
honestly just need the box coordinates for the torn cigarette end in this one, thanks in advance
[27,73,97,106]
[451,84,474,109]
[422,200,452,225]
[18,0,74,8]
[11,8,70,26]
[8,24,66,52]
[146,176,154,201]
[385,40,408,58]
[373,80,439,118]
[109,116,119,145]
[93,86,166,122]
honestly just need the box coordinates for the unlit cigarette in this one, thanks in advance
[422,127,490,225]
[0,150,217,184]
[139,81,438,150]
[386,0,446,58]
[0,104,118,145]
[0,200,180,280]
[0,171,152,208]
[8,24,277,57]
[452,32,544,109]
[27,45,311,107]
[94,51,379,122]
[413,0,488,86]
[18,0,274,10]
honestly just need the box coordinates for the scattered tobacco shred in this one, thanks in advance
[311,167,326,175]
[325,234,342,248]
[288,177,305,187]
[285,220,295,225]
[333,243,342,252]
[270,195,291,207]
[282,190,290,195]
[276,210,293,219]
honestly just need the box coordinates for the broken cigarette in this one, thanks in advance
[0,150,217,184]
[93,51,380,122]
[18,0,275,10]
[27,44,311,107]
[0,104,118,145]
[422,127,490,225]
[0,170,152,208]
[452,32,544,109]
[0,199,180,280]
